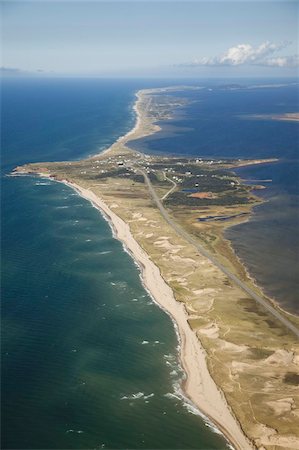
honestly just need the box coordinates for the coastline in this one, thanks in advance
[222,225,299,321]
[12,86,299,449]
[204,199,299,321]
[106,87,296,322]
[95,89,161,159]
[53,176,254,450]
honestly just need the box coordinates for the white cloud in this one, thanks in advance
[262,55,299,68]
[188,41,298,68]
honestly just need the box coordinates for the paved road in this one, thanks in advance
[140,170,299,339]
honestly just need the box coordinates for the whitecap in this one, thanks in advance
[121,392,153,401]
[164,382,226,437]
[184,402,204,416]
[121,392,144,400]
[204,422,222,435]
[133,393,144,399]
[66,430,84,434]
[144,393,154,399]
[110,281,127,289]
[164,392,181,401]
[141,340,149,345]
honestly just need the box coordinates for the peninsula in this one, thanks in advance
[13,87,299,450]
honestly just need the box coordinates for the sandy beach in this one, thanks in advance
[49,178,253,450]
[13,86,299,449]
[12,86,254,447]
[96,89,161,159]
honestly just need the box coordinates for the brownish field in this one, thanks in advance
[188,192,216,199]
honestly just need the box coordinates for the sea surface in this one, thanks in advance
[130,81,299,313]
[2,78,229,450]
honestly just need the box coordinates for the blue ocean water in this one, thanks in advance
[2,78,229,449]
[131,81,299,313]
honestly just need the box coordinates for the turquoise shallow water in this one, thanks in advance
[2,79,228,449]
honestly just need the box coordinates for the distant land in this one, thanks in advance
[13,87,299,450]
[243,112,299,122]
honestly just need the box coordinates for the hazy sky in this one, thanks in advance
[2,0,298,77]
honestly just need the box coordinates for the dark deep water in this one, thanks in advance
[1,77,298,449]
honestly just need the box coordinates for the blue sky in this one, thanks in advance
[1,1,298,77]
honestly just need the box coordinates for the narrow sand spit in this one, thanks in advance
[58,180,253,450]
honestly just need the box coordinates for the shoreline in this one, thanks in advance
[94,89,161,159]
[54,176,254,450]
[91,86,296,323]
[222,225,299,321]
[11,86,299,448]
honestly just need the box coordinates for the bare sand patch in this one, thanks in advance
[198,323,220,339]
[266,397,294,415]
[218,340,249,353]
[265,350,294,366]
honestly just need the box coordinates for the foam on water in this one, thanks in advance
[120,392,154,401]
[164,379,227,440]
[66,430,84,434]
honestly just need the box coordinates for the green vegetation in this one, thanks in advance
[165,191,251,206]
